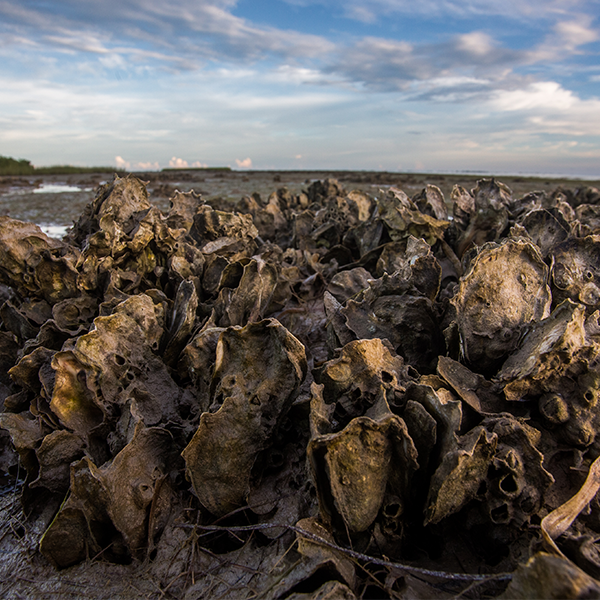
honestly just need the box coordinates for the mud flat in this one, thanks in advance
[1,169,598,234]
[1,171,600,599]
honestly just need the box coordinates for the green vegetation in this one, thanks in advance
[0,155,233,176]
[0,155,123,176]
[0,156,35,175]
[34,165,122,174]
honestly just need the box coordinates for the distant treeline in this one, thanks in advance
[0,156,233,176]
[0,156,120,176]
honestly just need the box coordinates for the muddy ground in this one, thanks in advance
[1,169,598,234]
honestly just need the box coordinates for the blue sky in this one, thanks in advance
[1,0,599,176]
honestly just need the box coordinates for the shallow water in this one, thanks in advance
[32,183,93,194]
[39,224,70,238]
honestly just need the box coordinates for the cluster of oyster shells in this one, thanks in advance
[1,174,600,597]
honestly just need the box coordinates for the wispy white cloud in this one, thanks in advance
[115,156,130,170]
[554,16,599,47]
[528,15,599,61]
[0,0,334,74]
[490,81,577,112]
[456,32,495,57]
[283,0,588,20]
[169,156,189,168]
[484,80,600,138]
[235,157,253,168]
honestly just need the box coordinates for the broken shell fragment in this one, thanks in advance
[424,425,497,525]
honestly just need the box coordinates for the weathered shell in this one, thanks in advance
[161,278,198,366]
[191,204,258,248]
[49,351,104,438]
[451,184,475,230]
[452,238,552,373]
[412,184,448,221]
[499,552,600,599]
[40,424,175,567]
[455,179,512,257]
[424,413,553,526]
[308,386,418,533]
[575,205,600,237]
[377,187,450,246]
[326,255,444,374]
[375,235,442,299]
[181,319,306,516]
[214,256,279,327]
[478,415,553,526]
[497,300,600,452]
[52,294,98,335]
[424,424,497,525]
[496,300,591,401]
[308,339,418,534]
[180,326,225,412]
[342,293,442,374]
[0,217,79,303]
[315,337,413,417]
[518,208,571,257]
[65,294,165,409]
[327,267,372,304]
[551,236,600,312]
[66,174,152,249]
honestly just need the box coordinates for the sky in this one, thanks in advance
[1,0,599,176]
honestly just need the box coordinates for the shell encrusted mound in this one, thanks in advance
[2,174,600,598]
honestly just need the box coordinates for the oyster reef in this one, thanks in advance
[2,175,600,598]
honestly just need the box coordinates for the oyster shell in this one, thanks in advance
[40,424,175,567]
[309,384,418,533]
[308,339,418,534]
[452,238,552,373]
[456,178,512,257]
[551,236,600,312]
[182,318,306,515]
[2,172,600,595]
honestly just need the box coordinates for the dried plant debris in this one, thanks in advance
[2,173,600,598]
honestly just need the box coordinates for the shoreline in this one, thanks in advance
[0,169,598,237]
